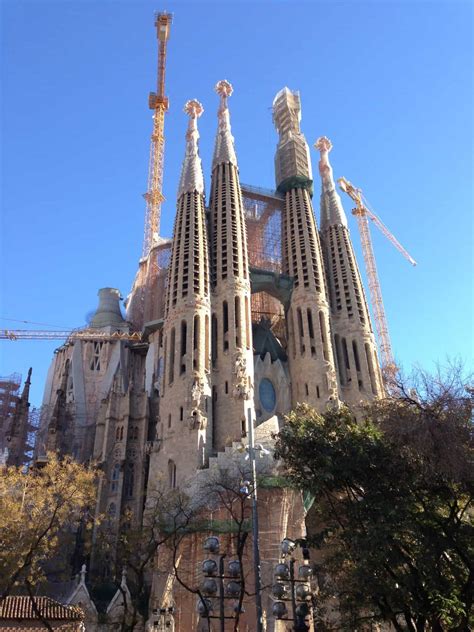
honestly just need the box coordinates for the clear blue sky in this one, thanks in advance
[1,0,473,407]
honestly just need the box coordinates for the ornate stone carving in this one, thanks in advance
[188,409,206,430]
[233,352,252,399]
[190,373,205,408]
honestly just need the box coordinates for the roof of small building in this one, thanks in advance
[0,597,84,622]
[1,624,81,632]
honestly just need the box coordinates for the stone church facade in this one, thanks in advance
[35,53,384,630]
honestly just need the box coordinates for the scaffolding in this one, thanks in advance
[0,373,21,422]
[241,184,285,340]
[126,238,172,328]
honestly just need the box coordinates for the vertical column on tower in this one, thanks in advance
[209,81,256,450]
[151,100,212,486]
[315,137,384,403]
[273,88,338,409]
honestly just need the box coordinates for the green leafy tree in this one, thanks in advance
[274,367,473,631]
[0,453,96,601]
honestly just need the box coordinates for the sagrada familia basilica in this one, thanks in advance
[32,14,385,631]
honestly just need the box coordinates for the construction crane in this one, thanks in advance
[126,13,172,329]
[1,330,142,342]
[338,177,416,375]
[142,12,172,259]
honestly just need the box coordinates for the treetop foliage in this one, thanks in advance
[274,365,473,631]
[0,453,96,601]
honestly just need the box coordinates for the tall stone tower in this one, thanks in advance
[273,88,338,409]
[316,137,384,403]
[209,81,255,449]
[149,100,212,486]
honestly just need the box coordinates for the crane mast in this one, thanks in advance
[338,177,416,375]
[126,14,172,329]
[142,12,172,259]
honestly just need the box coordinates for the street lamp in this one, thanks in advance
[245,418,267,632]
[198,536,245,631]
[272,538,316,631]
[231,430,271,632]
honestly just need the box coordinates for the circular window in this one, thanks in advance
[259,378,276,412]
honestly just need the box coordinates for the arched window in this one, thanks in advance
[234,296,241,347]
[259,378,276,413]
[124,463,134,498]
[211,314,218,366]
[307,309,316,356]
[297,308,305,355]
[205,314,210,371]
[334,334,345,386]
[111,463,120,492]
[90,341,103,371]
[365,343,378,395]
[168,460,177,489]
[352,340,361,372]
[169,328,176,384]
[193,315,200,370]
[180,320,187,374]
[223,301,229,351]
[319,311,329,361]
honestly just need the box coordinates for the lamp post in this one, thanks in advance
[247,411,264,632]
[271,538,315,631]
[198,536,244,631]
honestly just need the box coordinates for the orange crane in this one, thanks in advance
[338,177,416,374]
[142,12,172,259]
[126,13,172,329]
[1,329,143,342]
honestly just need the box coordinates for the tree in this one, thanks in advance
[92,485,196,632]
[0,453,96,602]
[274,366,473,632]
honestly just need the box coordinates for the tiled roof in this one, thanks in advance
[0,597,84,621]
[1,624,80,632]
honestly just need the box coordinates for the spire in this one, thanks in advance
[272,86,312,193]
[212,80,237,169]
[177,100,205,197]
[314,136,348,230]
[21,368,32,402]
[272,87,302,136]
